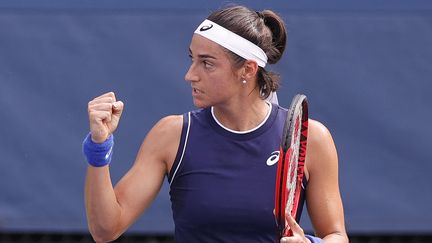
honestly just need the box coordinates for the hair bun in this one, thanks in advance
[262,10,287,64]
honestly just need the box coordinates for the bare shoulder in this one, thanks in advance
[308,119,337,152]
[151,115,183,135]
[305,119,338,176]
[144,114,184,154]
[138,114,184,173]
[308,119,333,143]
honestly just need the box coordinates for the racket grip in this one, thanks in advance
[283,227,293,237]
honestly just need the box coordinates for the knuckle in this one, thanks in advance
[88,110,97,118]
[88,104,97,113]
[109,92,116,99]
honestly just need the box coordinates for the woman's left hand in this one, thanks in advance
[280,214,311,243]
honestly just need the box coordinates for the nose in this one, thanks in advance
[185,63,199,83]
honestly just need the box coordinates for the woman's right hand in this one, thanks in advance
[87,92,124,143]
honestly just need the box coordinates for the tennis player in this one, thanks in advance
[83,5,348,243]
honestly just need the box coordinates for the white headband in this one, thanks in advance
[194,19,268,68]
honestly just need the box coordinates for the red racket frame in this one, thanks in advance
[274,94,309,238]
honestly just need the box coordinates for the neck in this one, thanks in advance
[212,97,271,132]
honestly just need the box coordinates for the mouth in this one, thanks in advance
[192,87,204,94]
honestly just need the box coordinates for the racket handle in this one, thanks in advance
[285,229,293,237]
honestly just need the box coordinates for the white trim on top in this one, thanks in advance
[210,101,272,134]
[169,112,191,186]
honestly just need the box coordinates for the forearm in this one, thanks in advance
[85,166,122,242]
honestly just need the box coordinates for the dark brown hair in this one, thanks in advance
[207,5,287,98]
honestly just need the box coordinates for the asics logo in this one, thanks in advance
[266,151,280,166]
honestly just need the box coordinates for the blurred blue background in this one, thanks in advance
[1,0,431,237]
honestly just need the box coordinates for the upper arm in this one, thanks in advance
[305,119,347,239]
[112,115,183,233]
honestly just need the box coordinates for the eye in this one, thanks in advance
[203,60,213,68]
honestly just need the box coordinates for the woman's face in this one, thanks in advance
[185,34,243,108]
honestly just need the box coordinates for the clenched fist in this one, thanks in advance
[87,92,124,143]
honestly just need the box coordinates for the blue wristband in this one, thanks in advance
[305,235,324,243]
[82,133,114,167]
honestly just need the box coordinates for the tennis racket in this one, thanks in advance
[274,94,309,238]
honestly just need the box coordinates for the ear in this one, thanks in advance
[242,60,259,81]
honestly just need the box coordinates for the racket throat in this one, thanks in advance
[275,147,290,234]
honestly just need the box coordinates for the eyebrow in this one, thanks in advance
[189,48,217,60]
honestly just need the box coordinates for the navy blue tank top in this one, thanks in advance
[167,103,306,242]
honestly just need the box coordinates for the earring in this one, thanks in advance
[242,80,247,84]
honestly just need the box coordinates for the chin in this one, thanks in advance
[193,99,210,109]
